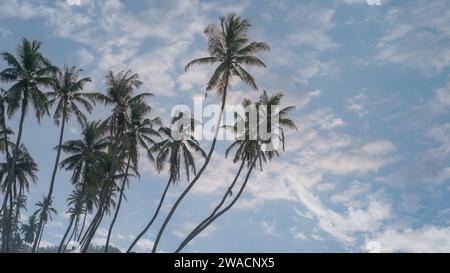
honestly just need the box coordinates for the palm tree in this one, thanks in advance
[0,38,56,252]
[32,197,57,251]
[127,112,206,252]
[104,100,161,252]
[21,214,38,245]
[152,13,269,253]
[80,70,153,253]
[58,187,86,252]
[32,65,97,252]
[175,92,297,252]
[57,120,108,252]
[0,144,38,250]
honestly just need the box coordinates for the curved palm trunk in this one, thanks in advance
[1,100,27,253]
[32,112,67,253]
[105,154,131,253]
[152,72,230,253]
[63,216,79,253]
[127,178,172,253]
[77,212,88,243]
[58,214,75,253]
[175,160,245,252]
[176,157,256,252]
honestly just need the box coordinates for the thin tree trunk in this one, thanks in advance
[176,157,256,252]
[127,178,172,253]
[77,212,88,243]
[58,215,75,253]
[1,99,27,253]
[64,216,79,253]
[176,160,245,252]
[105,154,131,252]
[80,178,113,253]
[32,112,67,253]
[152,71,230,253]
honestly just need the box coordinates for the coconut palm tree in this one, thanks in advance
[0,144,38,250]
[127,112,206,252]
[32,65,97,252]
[80,70,153,253]
[57,120,108,252]
[104,100,161,252]
[0,38,56,252]
[152,13,269,253]
[21,214,38,245]
[32,197,57,251]
[175,92,297,252]
[58,187,86,253]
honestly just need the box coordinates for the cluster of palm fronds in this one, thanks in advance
[0,14,297,253]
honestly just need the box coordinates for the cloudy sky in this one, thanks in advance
[1,0,450,253]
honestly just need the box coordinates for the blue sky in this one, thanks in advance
[1,0,450,253]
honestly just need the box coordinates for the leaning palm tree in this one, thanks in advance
[58,187,86,253]
[104,100,161,252]
[127,112,206,252]
[0,38,56,252]
[80,70,153,253]
[57,120,108,252]
[175,92,297,252]
[32,65,97,252]
[152,13,269,253]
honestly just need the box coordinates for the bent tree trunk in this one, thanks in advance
[104,154,132,252]
[33,112,67,253]
[127,178,172,253]
[58,214,75,253]
[1,99,27,253]
[176,157,256,252]
[176,160,246,252]
[152,72,230,253]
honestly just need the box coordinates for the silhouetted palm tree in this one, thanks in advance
[21,214,38,245]
[153,13,269,253]
[105,100,161,252]
[32,65,97,252]
[80,70,152,252]
[176,91,297,252]
[127,112,205,252]
[57,120,108,252]
[0,38,56,252]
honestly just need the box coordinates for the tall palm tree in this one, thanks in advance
[175,92,297,252]
[152,13,269,253]
[104,100,161,252]
[57,120,108,252]
[80,70,153,252]
[0,38,56,252]
[32,65,97,252]
[127,112,206,252]
[58,187,86,253]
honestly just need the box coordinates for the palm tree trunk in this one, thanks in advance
[176,160,245,252]
[58,215,75,253]
[33,112,67,253]
[1,99,27,253]
[77,212,88,243]
[105,154,131,252]
[80,179,113,253]
[176,157,256,252]
[127,178,172,253]
[64,216,79,252]
[12,185,23,240]
[152,71,230,253]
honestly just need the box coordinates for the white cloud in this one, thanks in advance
[66,0,82,6]
[368,226,450,252]
[136,239,154,252]
[376,0,450,74]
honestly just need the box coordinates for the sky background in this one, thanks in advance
[1,0,450,253]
